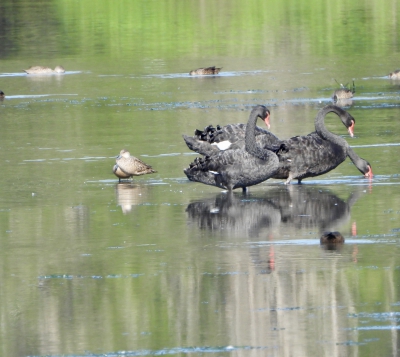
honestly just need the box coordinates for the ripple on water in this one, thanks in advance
[26,345,271,356]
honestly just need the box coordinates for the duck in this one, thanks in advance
[184,105,279,191]
[389,70,400,79]
[23,65,65,74]
[113,149,156,182]
[189,66,222,75]
[320,231,344,244]
[183,106,372,182]
[0,90,4,99]
[332,80,355,101]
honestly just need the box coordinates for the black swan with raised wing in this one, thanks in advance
[183,119,280,157]
[184,105,279,191]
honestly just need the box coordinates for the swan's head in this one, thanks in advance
[257,106,271,129]
[347,119,355,137]
[341,111,355,137]
[263,111,271,129]
[355,158,373,178]
[364,162,373,178]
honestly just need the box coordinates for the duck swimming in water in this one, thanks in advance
[389,70,400,79]
[189,66,222,75]
[332,80,355,101]
[320,231,345,244]
[23,65,65,74]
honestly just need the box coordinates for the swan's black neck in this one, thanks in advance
[347,147,369,174]
[315,105,350,148]
[245,106,271,160]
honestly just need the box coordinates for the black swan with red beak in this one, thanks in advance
[184,105,279,191]
[183,105,372,185]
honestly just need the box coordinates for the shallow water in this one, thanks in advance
[1,1,400,356]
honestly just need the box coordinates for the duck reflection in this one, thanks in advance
[25,74,65,83]
[186,185,365,237]
[115,182,149,214]
[332,98,353,108]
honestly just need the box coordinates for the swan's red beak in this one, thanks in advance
[365,165,373,178]
[264,113,271,129]
[348,120,355,137]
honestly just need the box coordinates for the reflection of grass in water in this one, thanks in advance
[2,0,399,60]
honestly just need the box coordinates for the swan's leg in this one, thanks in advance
[284,174,293,185]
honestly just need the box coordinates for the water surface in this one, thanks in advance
[1,1,400,356]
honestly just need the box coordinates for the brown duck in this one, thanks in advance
[189,66,222,75]
[389,70,400,79]
[320,231,345,244]
[113,149,156,182]
[23,65,65,74]
[332,80,355,101]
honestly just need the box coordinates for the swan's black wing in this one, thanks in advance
[273,132,348,183]
[184,149,279,190]
[183,123,280,156]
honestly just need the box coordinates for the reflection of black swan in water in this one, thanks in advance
[183,105,372,183]
[273,105,372,184]
[186,192,281,238]
[184,105,279,191]
[186,186,365,237]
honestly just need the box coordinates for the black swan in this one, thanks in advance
[183,106,372,181]
[272,105,372,184]
[183,105,279,191]
[113,149,156,182]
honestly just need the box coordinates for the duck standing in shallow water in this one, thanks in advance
[113,149,156,182]
[23,65,65,74]
[189,66,222,75]
[332,80,355,101]
[389,70,400,79]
